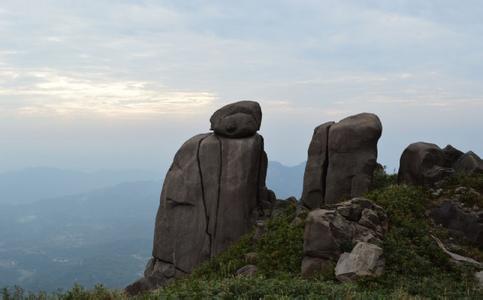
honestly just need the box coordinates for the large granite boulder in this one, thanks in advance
[398,142,453,186]
[301,113,382,208]
[398,143,482,186]
[302,198,388,278]
[210,101,262,138]
[325,113,382,204]
[126,101,273,295]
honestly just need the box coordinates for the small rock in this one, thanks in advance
[455,187,467,194]
[244,252,258,264]
[236,265,258,277]
[335,242,385,282]
[431,188,443,198]
[253,221,266,241]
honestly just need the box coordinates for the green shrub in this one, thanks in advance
[364,184,480,296]
[441,173,483,193]
[193,201,304,279]
[370,165,397,191]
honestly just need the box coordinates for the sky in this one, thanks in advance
[0,0,482,173]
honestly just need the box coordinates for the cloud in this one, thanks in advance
[0,68,216,116]
[0,0,482,171]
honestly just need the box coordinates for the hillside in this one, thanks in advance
[0,181,160,291]
[0,162,302,292]
[5,172,482,299]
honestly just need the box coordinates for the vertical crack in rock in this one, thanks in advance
[212,134,223,257]
[256,135,265,214]
[321,124,332,206]
[196,135,212,258]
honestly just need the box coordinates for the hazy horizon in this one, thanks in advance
[1,0,482,173]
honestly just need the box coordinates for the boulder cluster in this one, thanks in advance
[302,198,388,280]
[126,100,482,294]
[398,142,483,186]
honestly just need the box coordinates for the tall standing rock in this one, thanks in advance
[126,101,274,295]
[301,122,334,209]
[325,113,382,204]
[301,113,382,208]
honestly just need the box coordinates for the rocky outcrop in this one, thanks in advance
[301,113,382,208]
[335,242,385,282]
[430,199,483,248]
[126,101,274,295]
[398,142,454,186]
[453,151,483,176]
[302,198,388,278]
[398,143,482,186]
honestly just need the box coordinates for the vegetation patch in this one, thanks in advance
[193,200,304,280]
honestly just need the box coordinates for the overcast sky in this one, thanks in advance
[0,0,482,173]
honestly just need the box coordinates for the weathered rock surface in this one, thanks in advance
[453,151,483,176]
[398,142,454,186]
[301,122,334,209]
[335,242,385,282]
[302,113,382,208]
[325,113,382,204]
[398,143,482,186]
[127,101,273,295]
[236,265,258,277]
[210,101,262,138]
[302,198,388,278]
[442,145,464,167]
[430,199,483,247]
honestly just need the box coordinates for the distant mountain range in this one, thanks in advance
[0,161,305,291]
[267,161,305,200]
[0,168,163,205]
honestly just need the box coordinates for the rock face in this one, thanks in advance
[302,122,334,209]
[453,151,483,176]
[302,113,382,208]
[430,199,483,247]
[335,242,385,282]
[302,198,388,278]
[210,101,262,138]
[126,101,274,295]
[398,143,483,186]
[398,142,453,186]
